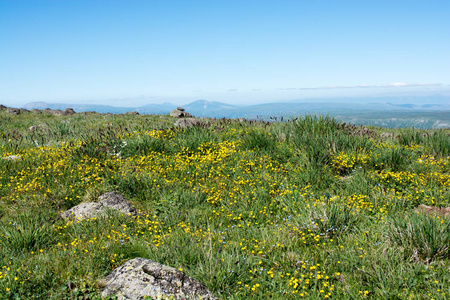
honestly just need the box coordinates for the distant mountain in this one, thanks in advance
[135,102,175,114]
[23,101,175,114]
[184,100,237,110]
[183,100,239,117]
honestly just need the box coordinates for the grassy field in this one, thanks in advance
[0,110,449,299]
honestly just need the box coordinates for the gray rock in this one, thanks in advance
[6,107,20,115]
[0,104,6,111]
[174,118,203,128]
[31,109,43,114]
[177,106,185,111]
[100,257,216,300]
[61,191,136,220]
[63,108,76,115]
[170,109,185,118]
[20,108,30,113]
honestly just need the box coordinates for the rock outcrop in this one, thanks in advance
[99,257,216,300]
[170,107,193,118]
[61,191,136,220]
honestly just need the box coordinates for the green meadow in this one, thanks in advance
[0,110,449,299]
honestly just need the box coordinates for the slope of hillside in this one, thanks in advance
[1,109,449,299]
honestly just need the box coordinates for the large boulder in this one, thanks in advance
[61,192,136,220]
[0,104,6,111]
[99,257,216,300]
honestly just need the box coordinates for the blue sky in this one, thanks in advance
[1,0,449,107]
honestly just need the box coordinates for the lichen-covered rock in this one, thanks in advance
[174,118,203,128]
[61,191,136,220]
[99,257,216,300]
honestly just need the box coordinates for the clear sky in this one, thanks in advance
[1,0,449,107]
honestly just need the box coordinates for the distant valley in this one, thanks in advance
[22,95,450,129]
